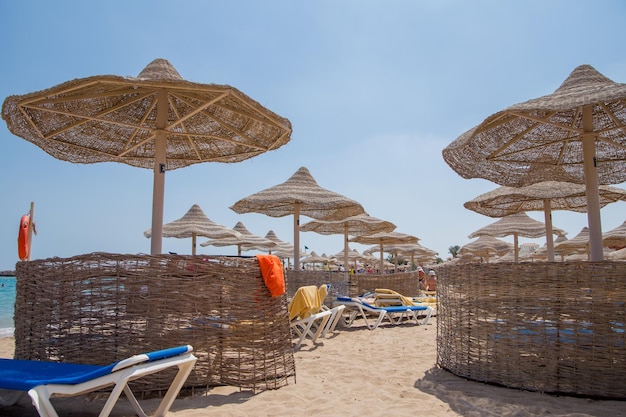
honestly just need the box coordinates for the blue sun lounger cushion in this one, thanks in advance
[0,345,197,417]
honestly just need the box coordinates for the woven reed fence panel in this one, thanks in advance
[437,261,626,399]
[285,271,420,303]
[13,253,295,394]
[285,270,348,304]
[348,271,420,298]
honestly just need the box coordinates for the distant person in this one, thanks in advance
[417,267,426,290]
[425,270,437,292]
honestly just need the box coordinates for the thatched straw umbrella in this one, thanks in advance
[382,243,438,268]
[200,221,276,256]
[300,213,396,277]
[602,220,626,250]
[349,231,419,272]
[468,212,567,262]
[459,235,514,263]
[2,58,292,255]
[607,247,626,261]
[230,167,365,270]
[554,227,590,258]
[144,204,240,255]
[464,181,626,261]
[443,65,626,261]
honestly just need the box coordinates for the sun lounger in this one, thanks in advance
[289,286,332,349]
[333,297,433,330]
[373,288,416,307]
[0,345,197,417]
[317,284,346,337]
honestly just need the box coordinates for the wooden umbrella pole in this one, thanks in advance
[343,225,349,279]
[294,202,300,271]
[150,89,168,255]
[582,105,603,261]
[543,199,555,262]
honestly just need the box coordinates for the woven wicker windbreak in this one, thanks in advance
[285,270,421,301]
[437,261,626,399]
[13,254,295,394]
[346,271,420,299]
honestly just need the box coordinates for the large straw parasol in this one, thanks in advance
[468,212,566,263]
[349,231,419,272]
[230,167,365,270]
[300,213,396,277]
[464,181,626,261]
[443,65,626,261]
[459,235,514,262]
[144,204,240,255]
[200,221,276,256]
[602,220,626,250]
[2,58,292,255]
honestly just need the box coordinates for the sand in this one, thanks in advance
[1,319,625,417]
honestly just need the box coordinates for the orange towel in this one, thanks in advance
[256,254,286,297]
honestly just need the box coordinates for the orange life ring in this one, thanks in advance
[18,215,30,261]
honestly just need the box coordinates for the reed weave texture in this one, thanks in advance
[13,253,295,394]
[437,261,626,399]
[286,270,420,303]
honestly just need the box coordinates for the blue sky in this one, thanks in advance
[1,1,625,270]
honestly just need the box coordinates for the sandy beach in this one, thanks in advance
[1,319,625,417]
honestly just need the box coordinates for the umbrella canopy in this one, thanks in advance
[230,167,365,270]
[263,230,295,255]
[464,181,626,261]
[200,221,276,256]
[349,231,419,271]
[382,243,438,266]
[2,58,292,255]
[468,212,566,262]
[554,227,590,257]
[144,204,240,255]
[602,220,626,249]
[525,235,570,262]
[460,235,514,262]
[443,65,626,261]
[300,251,327,264]
[607,247,626,261]
[300,213,396,277]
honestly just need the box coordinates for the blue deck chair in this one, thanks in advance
[333,297,433,330]
[0,345,197,417]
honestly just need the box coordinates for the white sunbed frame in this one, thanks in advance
[0,345,197,417]
[333,298,433,330]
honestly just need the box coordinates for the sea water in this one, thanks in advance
[0,276,16,336]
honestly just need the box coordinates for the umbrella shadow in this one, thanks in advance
[414,367,622,417]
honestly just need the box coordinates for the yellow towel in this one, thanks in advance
[318,284,328,304]
[289,286,321,320]
[374,288,416,306]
